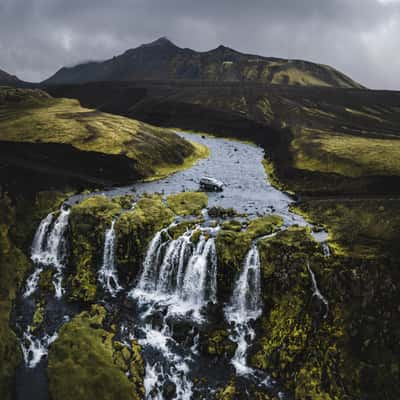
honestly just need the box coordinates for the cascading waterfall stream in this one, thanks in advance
[24,205,70,299]
[13,132,338,399]
[20,205,71,369]
[98,219,122,296]
[129,225,219,399]
[307,262,329,319]
[224,245,263,376]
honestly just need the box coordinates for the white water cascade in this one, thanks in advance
[130,226,219,399]
[98,220,122,296]
[131,227,218,320]
[21,328,59,368]
[307,262,329,319]
[224,245,263,376]
[24,206,70,299]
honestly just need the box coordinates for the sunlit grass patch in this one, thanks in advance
[0,87,207,181]
[292,128,400,177]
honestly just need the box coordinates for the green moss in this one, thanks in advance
[145,140,210,181]
[69,196,122,302]
[200,329,237,359]
[262,158,287,192]
[293,199,400,259]
[31,300,45,333]
[245,215,283,238]
[0,195,30,399]
[221,220,243,232]
[190,228,202,243]
[215,229,252,302]
[168,220,202,240]
[251,227,364,399]
[38,268,55,297]
[48,305,144,400]
[112,195,135,210]
[166,191,208,216]
[115,195,174,279]
[215,215,283,302]
[215,382,237,400]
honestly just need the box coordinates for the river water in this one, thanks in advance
[15,132,329,400]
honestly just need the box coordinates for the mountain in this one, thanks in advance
[44,37,363,88]
[0,68,20,84]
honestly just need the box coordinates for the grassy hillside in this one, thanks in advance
[47,81,400,196]
[0,87,207,189]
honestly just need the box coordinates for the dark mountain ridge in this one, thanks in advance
[0,68,20,84]
[44,37,363,88]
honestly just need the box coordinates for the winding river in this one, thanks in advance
[14,132,329,400]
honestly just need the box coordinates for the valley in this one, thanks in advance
[0,38,399,400]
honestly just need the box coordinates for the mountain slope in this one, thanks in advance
[0,87,207,191]
[0,68,20,84]
[44,37,363,88]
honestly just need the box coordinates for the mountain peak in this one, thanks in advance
[43,41,363,89]
[142,37,176,48]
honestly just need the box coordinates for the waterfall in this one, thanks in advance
[321,242,331,257]
[24,205,70,299]
[21,328,59,368]
[31,213,54,259]
[307,262,329,318]
[224,245,262,376]
[131,227,218,319]
[98,220,122,296]
[129,226,219,399]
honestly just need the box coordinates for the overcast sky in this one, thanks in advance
[0,0,399,89]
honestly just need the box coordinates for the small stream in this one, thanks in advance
[14,132,330,400]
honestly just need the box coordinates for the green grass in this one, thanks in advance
[166,192,208,216]
[144,141,210,181]
[292,128,400,177]
[293,199,400,259]
[0,87,210,181]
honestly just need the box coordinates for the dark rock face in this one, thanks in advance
[43,38,362,88]
[0,140,142,192]
[0,68,20,84]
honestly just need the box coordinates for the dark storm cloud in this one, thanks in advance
[0,0,399,88]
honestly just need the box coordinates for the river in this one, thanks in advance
[14,132,328,400]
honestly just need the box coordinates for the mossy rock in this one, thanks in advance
[168,220,201,240]
[37,268,55,297]
[115,195,174,281]
[215,215,283,303]
[31,300,45,333]
[251,227,363,399]
[221,220,243,232]
[113,195,135,210]
[68,196,122,302]
[166,191,208,216]
[215,382,238,400]
[245,215,283,239]
[0,194,31,399]
[199,329,237,360]
[215,229,252,303]
[48,305,144,400]
[208,206,237,219]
